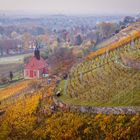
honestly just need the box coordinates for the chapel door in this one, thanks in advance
[30,70,33,78]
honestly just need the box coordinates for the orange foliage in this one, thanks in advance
[0,80,30,101]
[86,31,140,60]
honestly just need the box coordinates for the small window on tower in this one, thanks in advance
[26,71,28,76]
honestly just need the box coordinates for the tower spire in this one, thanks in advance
[34,41,40,60]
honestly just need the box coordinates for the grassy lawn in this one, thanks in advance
[0,53,33,64]
[56,80,140,107]
[0,49,46,64]
[0,63,24,89]
[0,63,23,75]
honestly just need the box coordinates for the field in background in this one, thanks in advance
[0,53,33,64]
[0,52,33,88]
[0,63,23,76]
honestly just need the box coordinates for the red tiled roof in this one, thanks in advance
[25,56,48,70]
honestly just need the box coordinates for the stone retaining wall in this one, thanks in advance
[121,55,140,70]
[53,97,140,114]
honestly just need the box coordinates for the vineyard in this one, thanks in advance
[95,22,140,51]
[0,23,140,140]
[123,48,140,60]
[0,91,42,140]
[0,80,140,140]
[0,80,30,102]
[58,36,140,106]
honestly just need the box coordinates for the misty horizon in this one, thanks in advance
[0,0,139,16]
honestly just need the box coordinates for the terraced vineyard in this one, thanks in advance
[123,48,140,60]
[61,37,140,106]
[0,80,30,102]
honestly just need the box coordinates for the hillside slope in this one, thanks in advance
[95,22,140,50]
[58,23,140,107]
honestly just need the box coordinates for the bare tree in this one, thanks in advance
[48,47,76,76]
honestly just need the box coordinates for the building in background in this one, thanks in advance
[24,48,48,79]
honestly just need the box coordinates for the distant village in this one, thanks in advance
[0,14,140,85]
[0,14,140,57]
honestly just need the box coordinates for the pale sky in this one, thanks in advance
[0,0,140,15]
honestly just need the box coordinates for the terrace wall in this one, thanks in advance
[53,97,140,114]
[121,56,140,70]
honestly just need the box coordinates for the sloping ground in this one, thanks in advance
[1,81,140,140]
[0,80,30,102]
[58,62,140,106]
[57,29,140,106]
[87,31,140,61]
[122,49,140,60]
[95,22,140,50]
